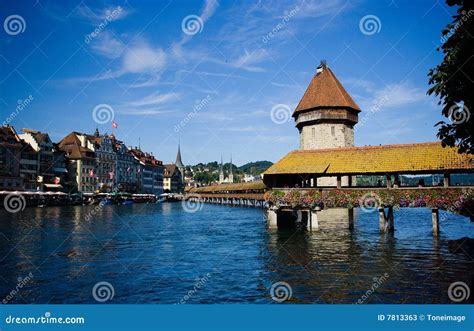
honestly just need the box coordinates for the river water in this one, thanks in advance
[0,202,473,304]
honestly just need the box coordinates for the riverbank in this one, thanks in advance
[0,191,159,208]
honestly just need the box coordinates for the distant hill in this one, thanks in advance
[238,161,273,175]
[185,160,273,184]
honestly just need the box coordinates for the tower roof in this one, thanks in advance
[293,62,361,116]
[175,143,184,168]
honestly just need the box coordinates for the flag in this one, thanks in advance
[89,169,94,177]
[112,121,118,129]
[108,172,114,179]
[53,177,60,184]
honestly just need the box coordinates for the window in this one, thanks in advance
[311,127,315,138]
[331,126,335,136]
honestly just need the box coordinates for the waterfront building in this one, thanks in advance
[58,132,97,193]
[19,141,38,190]
[112,138,139,193]
[92,129,116,192]
[0,125,23,190]
[129,148,164,195]
[19,128,67,191]
[163,164,183,193]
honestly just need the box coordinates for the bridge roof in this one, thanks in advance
[264,142,474,176]
[293,64,361,115]
[188,181,265,193]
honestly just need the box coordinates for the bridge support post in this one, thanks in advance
[310,208,320,230]
[267,207,278,228]
[348,208,354,230]
[432,208,439,236]
[379,207,394,234]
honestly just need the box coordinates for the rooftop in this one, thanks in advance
[293,62,361,115]
[264,142,474,176]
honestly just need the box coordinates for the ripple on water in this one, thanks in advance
[0,204,472,303]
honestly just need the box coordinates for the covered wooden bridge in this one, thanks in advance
[262,141,474,235]
[185,181,266,207]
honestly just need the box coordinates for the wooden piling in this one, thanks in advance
[432,208,439,236]
[348,208,354,230]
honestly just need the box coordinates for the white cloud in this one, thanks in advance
[122,42,166,74]
[76,4,130,23]
[90,31,125,59]
[127,92,178,107]
[372,82,428,109]
[232,49,269,72]
[117,108,174,116]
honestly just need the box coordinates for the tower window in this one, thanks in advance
[331,126,335,136]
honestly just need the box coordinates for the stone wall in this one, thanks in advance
[299,123,354,150]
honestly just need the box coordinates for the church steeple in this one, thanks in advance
[175,142,185,184]
[228,155,234,183]
[175,142,184,168]
[219,156,224,184]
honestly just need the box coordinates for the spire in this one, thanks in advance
[175,142,184,168]
[219,156,224,184]
[228,155,234,183]
[94,127,100,137]
[293,61,361,116]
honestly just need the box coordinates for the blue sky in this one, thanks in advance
[0,0,456,165]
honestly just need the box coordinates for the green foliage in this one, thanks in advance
[428,0,474,153]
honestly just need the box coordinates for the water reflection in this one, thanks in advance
[0,204,473,303]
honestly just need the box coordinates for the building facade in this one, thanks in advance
[19,128,67,191]
[58,132,97,193]
[0,126,23,190]
[113,138,139,193]
[163,164,183,193]
[129,148,164,195]
[92,129,116,192]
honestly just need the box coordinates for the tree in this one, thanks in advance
[428,0,474,154]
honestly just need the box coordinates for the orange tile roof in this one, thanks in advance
[294,65,361,115]
[264,142,474,175]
